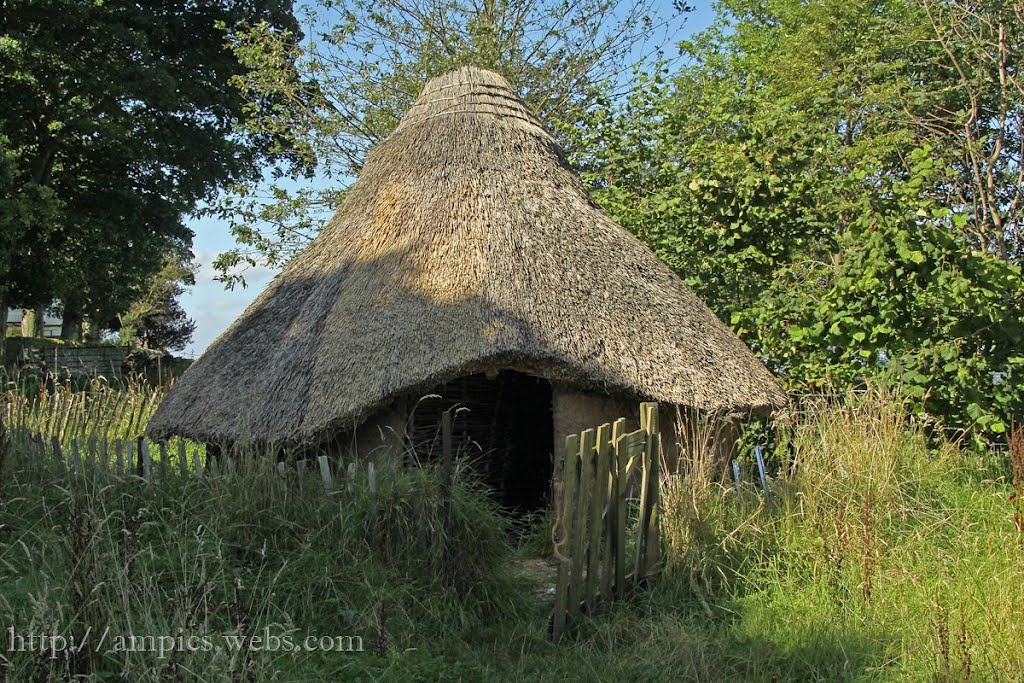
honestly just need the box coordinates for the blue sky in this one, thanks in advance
[178,2,718,358]
[179,216,277,358]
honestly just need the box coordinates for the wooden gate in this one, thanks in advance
[550,402,662,641]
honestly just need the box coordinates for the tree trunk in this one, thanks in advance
[20,307,44,337]
[60,294,83,341]
[20,308,32,337]
[29,132,60,186]
[33,306,44,337]
[82,318,101,343]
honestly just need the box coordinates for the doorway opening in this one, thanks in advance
[408,370,554,512]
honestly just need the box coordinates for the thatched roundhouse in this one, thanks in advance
[147,66,787,507]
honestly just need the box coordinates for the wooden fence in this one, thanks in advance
[9,399,663,642]
[550,402,662,641]
[3,426,385,493]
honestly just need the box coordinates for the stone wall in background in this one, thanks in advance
[3,340,191,381]
[14,344,130,378]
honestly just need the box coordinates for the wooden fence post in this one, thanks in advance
[318,455,333,491]
[346,462,357,493]
[614,429,629,597]
[634,403,659,582]
[586,423,611,609]
[178,442,189,477]
[139,438,152,482]
[552,433,579,642]
[606,418,626,599]
[569,429,594,620]
[644,404,661,581]
[755,445,769,497]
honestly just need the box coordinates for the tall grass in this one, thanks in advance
[0,446,523,681]
[2,384,1022,680]
[1,373,205,472]
[659,389,1024,679]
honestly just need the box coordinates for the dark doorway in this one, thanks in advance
[494,372,554,510]
[408,370,554,512]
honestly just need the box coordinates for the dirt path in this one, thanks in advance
[518,556,559,604]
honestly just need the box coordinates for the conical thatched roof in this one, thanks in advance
[147,66,788,447]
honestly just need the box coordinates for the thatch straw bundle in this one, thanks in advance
[147,66,787,448]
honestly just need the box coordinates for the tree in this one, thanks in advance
[909,0,1023,260]
[579,0,1024,445]
[737,149,1024,447]
[211,0,688,285]
[0,133,61,352]
[118,254,197,353]
[0,0,299,335]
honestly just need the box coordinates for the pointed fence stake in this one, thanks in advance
[318,455,334,491]
[606,418,626,599]
[754,445,769,497]
[586,423,611,609]
[71,439,81,474]
[570,429,595,619]
[139,438,152,483]
[552,433,579,642]
[644,406,661,581]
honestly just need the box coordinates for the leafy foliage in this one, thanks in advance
[579,0,1024,444]
[741,150,1024,445]
[118,255,198,353]
[0,0,298,334]
[0,134,61,308]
